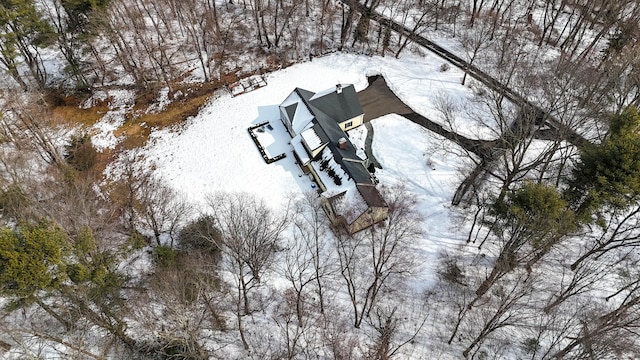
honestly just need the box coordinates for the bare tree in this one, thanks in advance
[138,178,193,246]
[543,257,608,313]
[460,18,493,85]
[282,191,334,320]
[549,278,640,359]
[393,2,433,58]
[272,288,313,360]
[1,92,65,166]
[320,310,363,360]
[132,250,227,359]
[462,271,535,358]
[365,294,430,360]
[106,150,152,233]
[336,186,422,328]
[206,192,289,349]
[570,204,640,271]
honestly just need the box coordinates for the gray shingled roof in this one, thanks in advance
[290,84,373,186]
[295,88,315,103]
[356,184,387,208]
[284,103,297,123]
[311,122,330,148]
[309,85,363,123]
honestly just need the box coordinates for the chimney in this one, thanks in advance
[336,83,342,94]
[338,137,347,150]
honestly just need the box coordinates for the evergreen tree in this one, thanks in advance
[494,182,576,253]
[568,106,640,221]
[64,132,97,172]
[0,220,68,301]
[0,221,135,346]
[0,0,55,89]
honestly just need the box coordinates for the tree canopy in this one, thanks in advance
[568,106,640,220]
[0,221,68,300]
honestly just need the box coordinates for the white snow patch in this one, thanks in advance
[90,89,136,150]
[301,126,324,150]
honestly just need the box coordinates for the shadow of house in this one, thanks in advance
[279,84,388,234]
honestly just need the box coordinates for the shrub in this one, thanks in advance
[153,245,177,268]
[0,184,30,220]
[67,263,91,283]
[473,85,487,97]
[521,338,540,355]
[64,133,97,172]
[178,215,222,254]
[438,258,465,285]
[120,231,148,255]
[440,63,450,72]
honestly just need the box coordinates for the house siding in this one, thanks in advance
[346,206,388,234]
[339,114,364,131]
[307,164,327,192]
[310,144,327,158]
[280,107,294,136]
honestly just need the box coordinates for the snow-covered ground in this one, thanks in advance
[145,53,487,207]
[139,53,480,297]
[89,89,136,150]
[371,114,473,286]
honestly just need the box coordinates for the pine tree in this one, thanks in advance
[567,106,640,221]
[0,0,56,89]
[0,221,68,301]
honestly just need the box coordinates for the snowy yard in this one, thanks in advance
[2,0,636,355]
[140,52,479,292]
[145,53,485,210]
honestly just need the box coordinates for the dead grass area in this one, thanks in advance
[114,89,216,150]
[49,64,286,177]
[51,105,108,127]
[93,147,115,177]
[45,91,109,127]
[132,91,213,130]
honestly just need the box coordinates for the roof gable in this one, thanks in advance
[284,103,297,123]
[280,90,315,134]
[309,85,363,124]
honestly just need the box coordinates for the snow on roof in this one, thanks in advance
[309,85,339,101]
[291,135,310,165]
[280,90,314,134]
[314,147,350,193]
[326,187,369,224]
[301,126,325,150]
[309,147,368,223]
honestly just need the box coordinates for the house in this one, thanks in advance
[279,84,388,234]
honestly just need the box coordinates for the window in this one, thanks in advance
[344,121,353,128]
